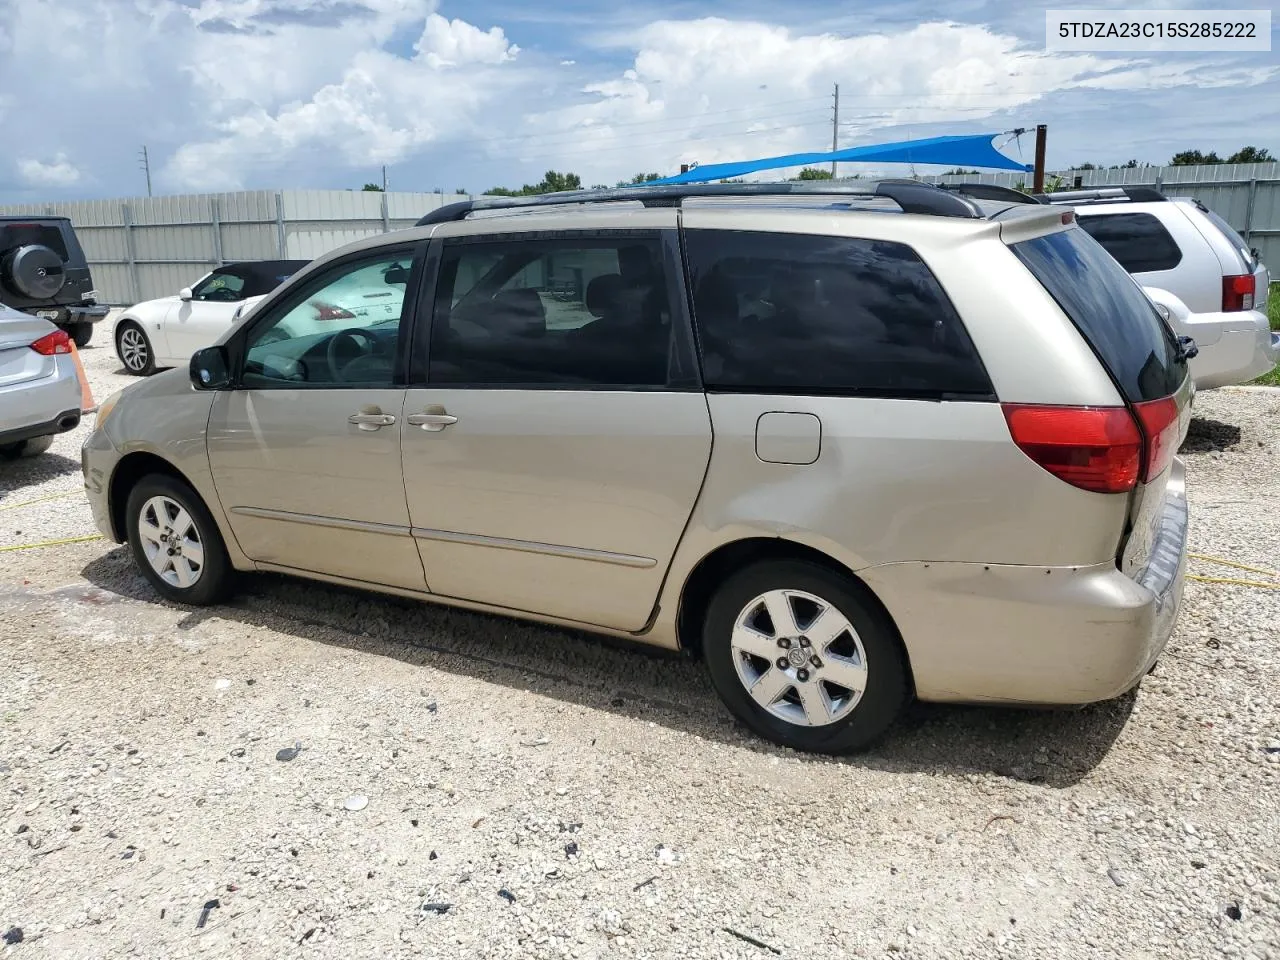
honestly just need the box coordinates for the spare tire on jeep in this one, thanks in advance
[1,244,66,299]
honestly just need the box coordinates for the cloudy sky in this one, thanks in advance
[0,0,1275,201]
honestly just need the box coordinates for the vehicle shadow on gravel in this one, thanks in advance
[0,452,81,498]
[81,548,1134,789]
[1180,417,1242,454]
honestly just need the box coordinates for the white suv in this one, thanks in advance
[1043,187,1277,388]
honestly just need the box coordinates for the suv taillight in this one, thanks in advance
[1002,404,1142,494]
[30,329,72,356]
[1222,274,1255,312]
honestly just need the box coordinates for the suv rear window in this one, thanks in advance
[0,222,69,260]
[1198,206,1255,270]
[1077,212,1182,273]
[1013,227,1185,402]
[683,230,992,398]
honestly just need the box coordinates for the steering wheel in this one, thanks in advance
[326,328,375,382]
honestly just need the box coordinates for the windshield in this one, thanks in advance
[190,270,246,302]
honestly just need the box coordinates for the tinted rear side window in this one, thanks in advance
[1077,212,1182,273]
[683,229,992,398]
[0,222,69,259]
[1013,227,1185,402]
[1198,206,1255,270]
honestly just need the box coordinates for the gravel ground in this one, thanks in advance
[1,323,1278,959]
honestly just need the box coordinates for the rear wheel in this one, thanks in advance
[66,322,93,348]
[115,321,154,375]
[0,435,54,459]
[703,560,908,754]
[125,474,235,605]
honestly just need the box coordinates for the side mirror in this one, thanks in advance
[190,346,232,390]
[179,287,193,301]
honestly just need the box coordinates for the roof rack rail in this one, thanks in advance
[935,182,1047,205]
[1041,186,1167,204]
[414,180,985,226]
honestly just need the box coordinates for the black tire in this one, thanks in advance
[115,320,155,376]
[125,474,235,606]
[67,321,93,348]
[0,435,54,459]
[703,560,908,754]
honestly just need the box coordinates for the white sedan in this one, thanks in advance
[113,260,309,375]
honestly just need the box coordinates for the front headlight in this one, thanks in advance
[94,389,123,429]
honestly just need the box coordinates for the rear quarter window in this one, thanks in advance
[1076,212,1182,273]
[1013,226,1186,402]
[0,222,69,260]
[682,229,993,399]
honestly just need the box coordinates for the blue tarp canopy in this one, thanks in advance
[649,133,1031,185]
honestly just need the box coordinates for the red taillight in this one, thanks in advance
[1133,395,1180,482]
[29,329,72,356]
[1222,274,1255,312]
[1002,403,1141,494]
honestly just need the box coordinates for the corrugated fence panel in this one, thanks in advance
[219,224,281,262]
[4,178,1275,306]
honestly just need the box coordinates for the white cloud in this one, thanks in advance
[415,13,519,68]
[0,2,1274,200]
[17,154,82,187]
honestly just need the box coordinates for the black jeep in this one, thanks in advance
[1,216,108,346]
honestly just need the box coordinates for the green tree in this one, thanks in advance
[1170,150,1222,166]
[1226,146,1274,164]
[362,183,383,191]
[483,169,583,196]
[1074,163,1098,171]
[941,167,980,176]
[616,172,662,186]
[791,167,834,180]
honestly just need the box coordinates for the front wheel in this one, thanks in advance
[115,321,155,376]
[125,474,235,605]
[703,560,908,754]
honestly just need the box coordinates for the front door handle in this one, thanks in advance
[348,407,397,431]
[406,405,458,432]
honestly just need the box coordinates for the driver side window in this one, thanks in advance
[243,251,415,388]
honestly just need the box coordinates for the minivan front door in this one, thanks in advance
[207,246,427,592]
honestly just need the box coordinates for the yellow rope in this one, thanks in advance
[1188,574,1280,591]
[0,490,81,512]
[0,533,104,553]
[1188,553,1280,580]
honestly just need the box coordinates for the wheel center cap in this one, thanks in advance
[787,647,807,667]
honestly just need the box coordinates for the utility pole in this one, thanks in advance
[1032,124,1048,194]
[830,83,840,178]
[381,165,388,192]
[138,146,152,197]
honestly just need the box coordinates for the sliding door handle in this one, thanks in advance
[407,411,458,431]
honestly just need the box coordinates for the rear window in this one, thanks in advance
[1077,212,1182,273]
[1198,206,1255,269]
[683,229,993,398]
[1013,227,1185,402]
[0,222,69,260]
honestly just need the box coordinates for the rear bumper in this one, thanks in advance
[1186,310,1278,389]
[27,304,110,325]
[860,461,1188,706]
[0,357,83,443]
[0,408,81,447]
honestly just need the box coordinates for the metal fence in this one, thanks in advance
[0,190,469,305]
[924,161,1280,271]
[3,162,1278,306]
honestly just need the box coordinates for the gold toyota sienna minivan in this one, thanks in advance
[82,181,1194,754]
